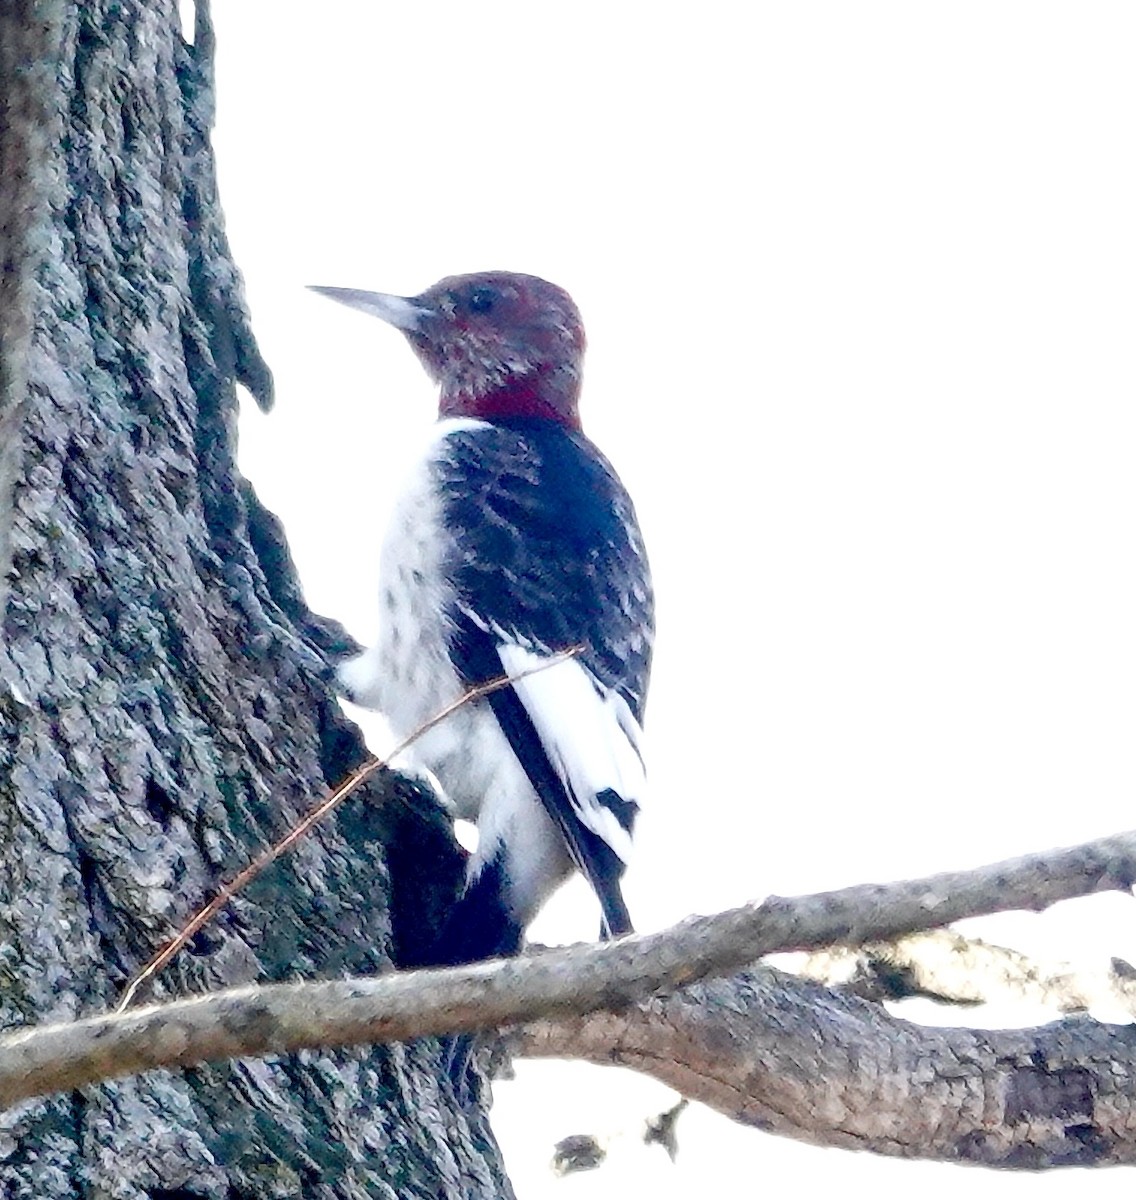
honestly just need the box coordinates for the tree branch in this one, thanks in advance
[797,929,1136,1015]
[518,965,1136,1168]
[2,827,1135,1134]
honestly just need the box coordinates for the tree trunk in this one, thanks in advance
[0,2,511,1195]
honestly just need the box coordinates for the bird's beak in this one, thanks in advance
[307,286,430,333]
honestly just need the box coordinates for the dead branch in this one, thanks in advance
[519,964,1136,1168]
[1,826,1135,1138]
[796,929,1136,1016]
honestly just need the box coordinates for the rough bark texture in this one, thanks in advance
[519,966,1136,1169]
[3,832,1136,1169]
[0,2,512,1196]
[8,0,1136,1189]
[0,0,68,619]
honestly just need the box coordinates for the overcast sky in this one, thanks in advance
[208,4,1136,1194]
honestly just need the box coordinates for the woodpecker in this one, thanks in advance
[311,272,653,966]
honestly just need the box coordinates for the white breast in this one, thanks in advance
[336,419,501,819]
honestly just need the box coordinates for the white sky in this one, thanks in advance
[208,3,1136,1194]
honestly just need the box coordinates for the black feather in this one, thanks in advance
[437,419,652,935]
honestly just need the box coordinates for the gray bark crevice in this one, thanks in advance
[0,2,507,1196]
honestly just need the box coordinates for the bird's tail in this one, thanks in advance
[598,884,633,941]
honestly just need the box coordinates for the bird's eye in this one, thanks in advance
[467,287,497,314]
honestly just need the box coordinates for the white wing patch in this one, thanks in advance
[496,642,645,865]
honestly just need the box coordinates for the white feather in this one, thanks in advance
[496,642,645,865]
[337,417,499,819]
[337,416,640,924]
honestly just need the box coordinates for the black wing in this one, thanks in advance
[436,419,654,934]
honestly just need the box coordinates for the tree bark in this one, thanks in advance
[9,0,1136,1190]
[2,832,1136,1169]
[0,2,511,1196]
[519,968,1136,1169]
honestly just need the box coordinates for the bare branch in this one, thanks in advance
[798,929,1136,1016]
[518,965,1136,1168]
[2,828,1136,1120]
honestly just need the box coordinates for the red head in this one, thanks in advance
[310,272,586,430]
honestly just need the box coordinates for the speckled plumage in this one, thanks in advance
[319,272,654,964]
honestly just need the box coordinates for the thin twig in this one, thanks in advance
[115,648,582,1013]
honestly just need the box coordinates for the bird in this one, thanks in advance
[310,271,654,969]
